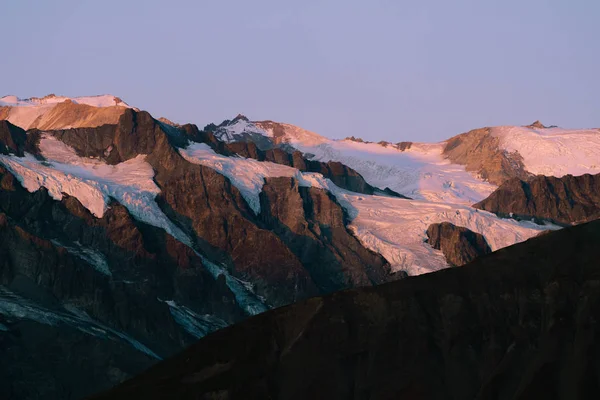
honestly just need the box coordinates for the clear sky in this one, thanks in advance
[3,0,599,142]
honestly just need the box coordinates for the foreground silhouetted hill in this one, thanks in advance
[91,219,600,400]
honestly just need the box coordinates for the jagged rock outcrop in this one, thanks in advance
[426,222,492,266]
[527,120,547,129]
[473,173,600,225]
[0,120,26,156]
[91,220,600,400]
[443,127,531,185]
[259,177,394,292]
[0,164,246,399]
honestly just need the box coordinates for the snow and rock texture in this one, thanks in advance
[0,94,132,130]
[179,142,550,275]
[214,116,600,202]
[294,140,497,204]
[0,134,188,246]
[491,125,600,178]
[211,116,326,148]
[426,222,492,266]
[337,191,552,275]
[91,219,600,400]
[443,123,600,185]
[474,173,600,225]
[0,166,247,399]
[180,142,305,214]
[207,116,496,204]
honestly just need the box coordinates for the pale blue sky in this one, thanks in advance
[3,0,599,141]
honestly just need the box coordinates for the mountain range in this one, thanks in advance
[1,94,599,399]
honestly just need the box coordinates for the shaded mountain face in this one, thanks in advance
[0,109,396,399]
[1,95,597,399]
[91,219,600,400]
[0,120,26,156]
[426,222,492,266]
[473,173,600,225]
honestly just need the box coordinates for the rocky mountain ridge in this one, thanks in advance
[473,173,600,225]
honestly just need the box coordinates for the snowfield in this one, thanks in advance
[0,135,190,245]
[181,142,553,275]
[342,195,556,275]
[492,126,600,177]
[214,119,497,204]
[294,139,497,204]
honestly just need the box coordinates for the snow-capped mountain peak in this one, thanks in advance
[0,93,135,130]
[211,115,327,148]
[0,94,131,108]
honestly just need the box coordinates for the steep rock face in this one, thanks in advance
[92,220,600,400]
[0,166,244,338]
[0,165,246,399]
[44,109,187,165]
[443,127,531,185]
[259,177,392,292]
[0,120,26,156]
[0,217,157,400]
[426,222,492,266]
[473,173,600,225]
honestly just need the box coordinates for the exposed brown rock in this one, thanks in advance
[345,136,413,151]
[259,177,393,292]
[473,173,600,225]
[1,100,128,130]
[158,117,179,127]
[91,219,600,400]
[443,127,531,185]
[426,222,492,266]
[527,120,547,129]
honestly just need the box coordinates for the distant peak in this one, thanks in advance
[232,114,249,123]
[527,120,547,129]
[158,117,179,127]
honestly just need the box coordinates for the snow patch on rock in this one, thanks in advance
[180,142,307,214]
[0,135,189,244]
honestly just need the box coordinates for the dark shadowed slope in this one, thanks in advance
[91,219,600,400]
[474,173,600,225]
